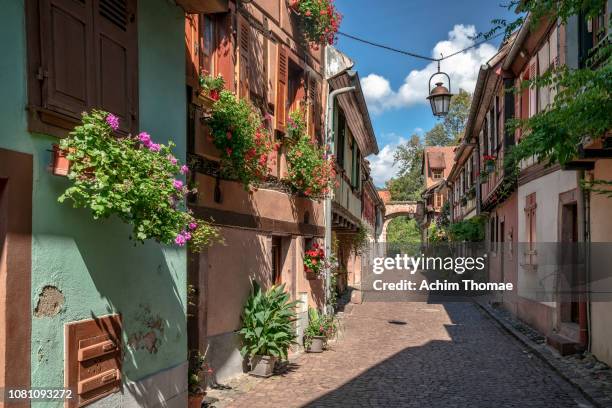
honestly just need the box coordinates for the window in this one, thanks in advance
[435,193,443,208]
[336,108,346,167]
[351,144,360,189]
[271,237,282,285]
[201,15,215,75]
[432,169,443,179]
[524,193,537,266]
[27,0,138,136]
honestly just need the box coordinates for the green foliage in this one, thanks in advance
[508,61,612,166]
[303,308,338,348]
[424,123,453,147]
[444,90,473,143]
[290,0,341,45]
[188,349,211,395]
[428,222,448,243]
[59,110,219,251]
[582,178,612,197]
[285,117,335,197]
[239,282,299,360]
[386,217,421,244]
[349,222,370,255]
[448,215,487,242]
[207,90,272,188]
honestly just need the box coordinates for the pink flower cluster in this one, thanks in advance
[138,132,161,152]
[106,113,120,131]
[174,221,198,247]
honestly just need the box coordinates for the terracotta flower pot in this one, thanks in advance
[250,355,276,377]
[305,270,319,280]
[188,393,204,408]
[52,144,71,176]
[306,336,326,353]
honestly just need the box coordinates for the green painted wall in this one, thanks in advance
[0,0,187,403]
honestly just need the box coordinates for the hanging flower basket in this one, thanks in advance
[288,0,342,45]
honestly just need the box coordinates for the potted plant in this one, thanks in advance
[188,348,212,408]
[199,73,225,103]
[303,308,338,352]
[239,282,299,377]
[303,243,325,279]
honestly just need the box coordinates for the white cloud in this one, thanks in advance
[361,24,496,114]
[367,136,406,187]
[413,127,424,134]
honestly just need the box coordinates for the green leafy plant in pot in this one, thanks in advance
[188,348,212,408]
[239,282,299,377]
[303,307,338,353]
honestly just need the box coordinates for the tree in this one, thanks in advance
[386,134,423,201]
[424,123,452,147]
[443,90,472,143]
[386,217,421,244]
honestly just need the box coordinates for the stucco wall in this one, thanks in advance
[0,0,187,402]
[589,159,612,366]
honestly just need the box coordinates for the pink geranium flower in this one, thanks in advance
[106,113,119,131]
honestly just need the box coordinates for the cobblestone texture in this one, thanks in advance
[207,302,594,408]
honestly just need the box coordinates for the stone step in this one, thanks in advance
[546,333,580,356]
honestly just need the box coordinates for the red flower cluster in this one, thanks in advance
[291,0,342,46]
[483,155,497,162]
[304,243,326,275]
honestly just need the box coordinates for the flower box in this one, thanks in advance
[51,144,71,176]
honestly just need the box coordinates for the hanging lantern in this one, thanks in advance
[427,62,453,117]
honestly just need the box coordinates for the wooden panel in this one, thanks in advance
[249,26,265,98]
[275,45,288,132]
[65,315,122,408]
[96,0,136,134]
[42,0,93,119]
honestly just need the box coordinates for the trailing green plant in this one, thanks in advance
[288,0,342,46]
[188,348,212,396]
[239,282,299,360]
[303,307,338,348]
[428,222,448,243]
[59,110,220,251]
[286,109,308,144]
[285,111,335,197]
[349,222,370,255]
[448,215,487,242]
[206,90,272,188]
[199,73,225,100]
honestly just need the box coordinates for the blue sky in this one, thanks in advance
[333,0,515,186]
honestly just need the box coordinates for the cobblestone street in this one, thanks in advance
[209,302,594,408]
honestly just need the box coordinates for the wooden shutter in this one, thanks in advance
[185,14,200,88]
[217,12,234,92]
[275,45,288,133]
[249,27,265,98]
[503,78,515,147]
[40,0,94,119]
[308,74,322,142]
[238,15,250,99]
[95,0,137,134]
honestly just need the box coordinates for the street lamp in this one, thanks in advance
[427,62,453,117]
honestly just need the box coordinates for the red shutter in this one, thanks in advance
[275,45,288,133]
[40,0,94,119]
[95,0,138,134]
[238,15,250,100]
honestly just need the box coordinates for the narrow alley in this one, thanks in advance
[209,301,592,408]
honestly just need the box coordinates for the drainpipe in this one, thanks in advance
[580,169,592,351]
[323,85,355,315]
[475,142,482,215]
